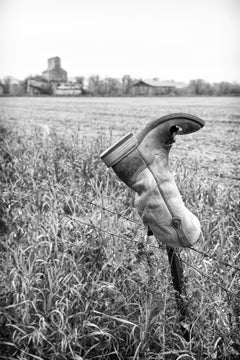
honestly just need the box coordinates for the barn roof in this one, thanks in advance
[133,79,186,88]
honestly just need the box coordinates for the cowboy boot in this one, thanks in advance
[100,113,205,248]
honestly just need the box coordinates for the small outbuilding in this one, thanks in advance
[9,79,21,95]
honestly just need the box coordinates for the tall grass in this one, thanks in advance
[0,123,239,360]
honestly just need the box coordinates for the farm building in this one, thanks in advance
[53,83,82,96]
[9,79,21,95]
[27,80,52,95]
[27,80,42,95]
[42,57,68,82]
[132,79,186,95]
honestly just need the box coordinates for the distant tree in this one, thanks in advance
[186,79,240,96]
[230,82,240,95]
[2,76,13,94]
[88,75,100,95]
[122,75,134,95]
[88,75,123,96]
[213,81,240,96]
[188,79,213,95]
[74,76,85,86]
[103,77,122,96]
[85,76,240,97]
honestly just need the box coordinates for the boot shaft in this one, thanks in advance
[101,132,146,187]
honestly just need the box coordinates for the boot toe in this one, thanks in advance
[137,113,205,147]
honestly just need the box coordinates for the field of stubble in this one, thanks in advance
[0,96,240,360]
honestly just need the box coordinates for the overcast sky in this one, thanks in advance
[0,0,240,83]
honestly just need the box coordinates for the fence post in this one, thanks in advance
[147,227,190,341]
[166,246,190,341]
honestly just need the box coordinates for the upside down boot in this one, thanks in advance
[100,113,205,248]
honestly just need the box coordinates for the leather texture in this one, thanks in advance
[101,113,204,248]
[133,167,193,247]
[138,148,201,246]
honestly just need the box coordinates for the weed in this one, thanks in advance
[0,97,240,359]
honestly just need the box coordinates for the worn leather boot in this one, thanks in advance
[100,113,205,248]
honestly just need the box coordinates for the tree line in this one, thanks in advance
[1,74,240,96]
[88,76,240,96]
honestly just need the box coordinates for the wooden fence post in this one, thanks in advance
[147,227,190,341]
[166,247,190,342]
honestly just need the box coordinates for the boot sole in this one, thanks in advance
[137,113,205,144]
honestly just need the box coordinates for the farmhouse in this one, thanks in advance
[132,79,186,95]
[42,57,68,82]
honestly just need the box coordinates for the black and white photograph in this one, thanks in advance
[0,0,240,359]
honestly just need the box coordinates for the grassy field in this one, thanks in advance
[0,96,240,360]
